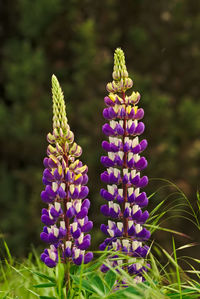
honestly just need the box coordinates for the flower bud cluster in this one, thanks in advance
[40,75,93,268]
[100,48,150,282]
[107,48,133,93]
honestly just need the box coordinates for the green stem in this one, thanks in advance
[122,91,128,238]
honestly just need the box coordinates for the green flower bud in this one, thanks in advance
[56,143,64,154]
[47,132,55,144]
[48,144,57,155]
[52,75,68,131]
[113,48,129,81]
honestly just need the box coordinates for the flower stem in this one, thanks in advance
[63,152,70,294]
[122,91,128,237]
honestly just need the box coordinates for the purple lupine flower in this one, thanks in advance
[100,48,150,283]
[40,75,93,271]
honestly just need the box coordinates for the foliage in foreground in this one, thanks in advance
[0,242,200,299]
[1,186,200,298]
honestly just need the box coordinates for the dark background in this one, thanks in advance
[0,0,200,258]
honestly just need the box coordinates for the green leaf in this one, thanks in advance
[149,200,164,217]
[56,254,65,294]
[90,274,106,295]
[107,286,141,299]
[71,275,94,293]
[32,271,56,283]
[39,296,57,299]
[33,282,56,288]
[104,270,116,290]
[3,241,13,265]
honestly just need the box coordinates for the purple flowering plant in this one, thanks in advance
[40,75,93,292]
[1,49,200,299]
[39,49,152,296]
[99,48,150,283]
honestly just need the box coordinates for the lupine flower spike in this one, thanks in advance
[40,75,93,290]
[100,48,150,283]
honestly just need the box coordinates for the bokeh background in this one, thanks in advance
[0,0,200,258]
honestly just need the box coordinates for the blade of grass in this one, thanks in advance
[172,238,182,299]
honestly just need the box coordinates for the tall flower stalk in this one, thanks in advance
[100,48,150,283]
[40,75,93,291]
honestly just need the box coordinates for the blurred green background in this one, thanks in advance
[0,0,200,257]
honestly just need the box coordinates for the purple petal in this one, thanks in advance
[110,143,119,152]
[82,221,93,232]
[120,107,126,118]
[132,144,141,154]
[100,264,109,273]
[135,108,144,120]
[139,211,149,223]
[108,107,117,119]
[130,174,140,186]
[77,207,88,219]
[40,232,49,243]
[132,209,142,221]
[79,186,89,199]
[84,252,93,264]
[41,215,55,226]
[43,158,49,168]
[100,156,114,167]
[122,174,129,184]
[99,242,107,251]
[82,198,90,209]
[57,186,66,198]
[48,158,57,168]
[138,176,148,188]
[128,123,135,135]
[102,141,111,151]
[72,228,81,239]
[82,174,88,185]
[40,252,48,262]
[66,207,75,218]
[42,208,49,216]
[50,206,61,218]
[101,172,110,184]
[101,204,110,217]
[44,257,57,268]
[135,122,145,135]
[104,96,115,106]
[103,108,110,119]
[135,192,149,207]
[128,192,135,203]
[65,170,71,182]
[100,189,114,201]
[128,225,135,236]
[127,158,134,168]
[137,228,151,240]
[78,238,90,250]
[48,233,58,244]
[124,207,130,218]
[65,248,71,257]
[134,157,148,171]
[140,139,148,151]
[100,224,108,235]
[71,187,79,199]
[102,123,115,136]
[73,255,83,265]
[43,169,54,182]
[115,124,124,135]
[123,142,130,152]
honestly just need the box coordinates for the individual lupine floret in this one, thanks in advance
[40,75,93,274]
[100,48,150,283]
